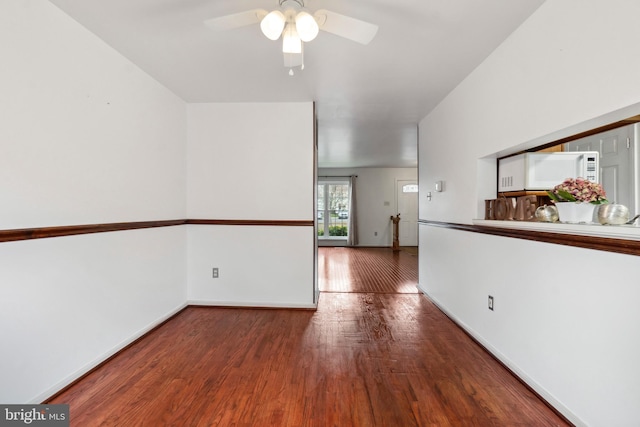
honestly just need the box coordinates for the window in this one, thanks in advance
[402,184,419,193]
[317,179,350,239]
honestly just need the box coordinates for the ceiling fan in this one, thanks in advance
[204,0,378,75]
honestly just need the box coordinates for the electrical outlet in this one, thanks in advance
[212,268,219,278]
[488,295,494,311]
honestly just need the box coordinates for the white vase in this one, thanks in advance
[554,202,595,224]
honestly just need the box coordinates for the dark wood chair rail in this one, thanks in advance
[0,219,314,243]
[5,218,634,257]
[420,219,640,257]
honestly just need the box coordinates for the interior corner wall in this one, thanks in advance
[0,0,187,403]
[318,167,418,247]
[186,103,315,307]
[418,1,640,425]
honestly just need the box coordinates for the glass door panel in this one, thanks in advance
[317,182,350,239]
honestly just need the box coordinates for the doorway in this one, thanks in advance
[318,247,419,293]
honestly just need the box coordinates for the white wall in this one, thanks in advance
[187,103,315,307]
[2,0,317,405]
[419,1,640,425]
[0,228,186,403]
[318,168,417,246]
[1,1,186,228]
[0,0,187,403]
[419,227,640,427]
[420,0,640,224]
[187,225,314,307]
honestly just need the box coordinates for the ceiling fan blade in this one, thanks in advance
[314,9,378,45]
[204,9,267,32]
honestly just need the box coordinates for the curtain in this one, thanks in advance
[347,175,358,246]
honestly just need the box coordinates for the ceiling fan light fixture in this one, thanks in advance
[295,11,319,42]
[282,23,302,54]
[260,10,286,40]
[205,0,378,75]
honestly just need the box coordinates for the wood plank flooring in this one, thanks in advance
[48,248,570,426]
[319,247,419,293]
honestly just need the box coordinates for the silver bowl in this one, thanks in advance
[535,205,559,222]
[594,204,630,225]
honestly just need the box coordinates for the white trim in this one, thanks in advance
[488,101,640,159]
[32,299,318,403]
[188,300,317,309]
[416,287,585,427]
[30,302,188,404]
[473,219,640,241]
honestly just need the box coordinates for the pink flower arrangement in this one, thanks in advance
[547,177,608,204]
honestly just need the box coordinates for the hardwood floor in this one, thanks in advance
[48,248,570,426]
[319,247,418,293]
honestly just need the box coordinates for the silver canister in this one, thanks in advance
[594,204,630,225]
[535,205,559,222]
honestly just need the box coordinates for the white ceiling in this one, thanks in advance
[48,0,544,168]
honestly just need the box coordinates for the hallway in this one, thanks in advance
[48,248,569,426]
[318,247,419,294]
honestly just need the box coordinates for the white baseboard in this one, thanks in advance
[416,285,584,427]
[188,299,317,309]
[32,302,188,404]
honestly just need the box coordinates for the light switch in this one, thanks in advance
[435,181,443,192]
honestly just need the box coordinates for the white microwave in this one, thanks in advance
[498,151,599,192]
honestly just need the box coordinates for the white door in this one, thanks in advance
[565,124,635,210]
[396,180,418,246]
